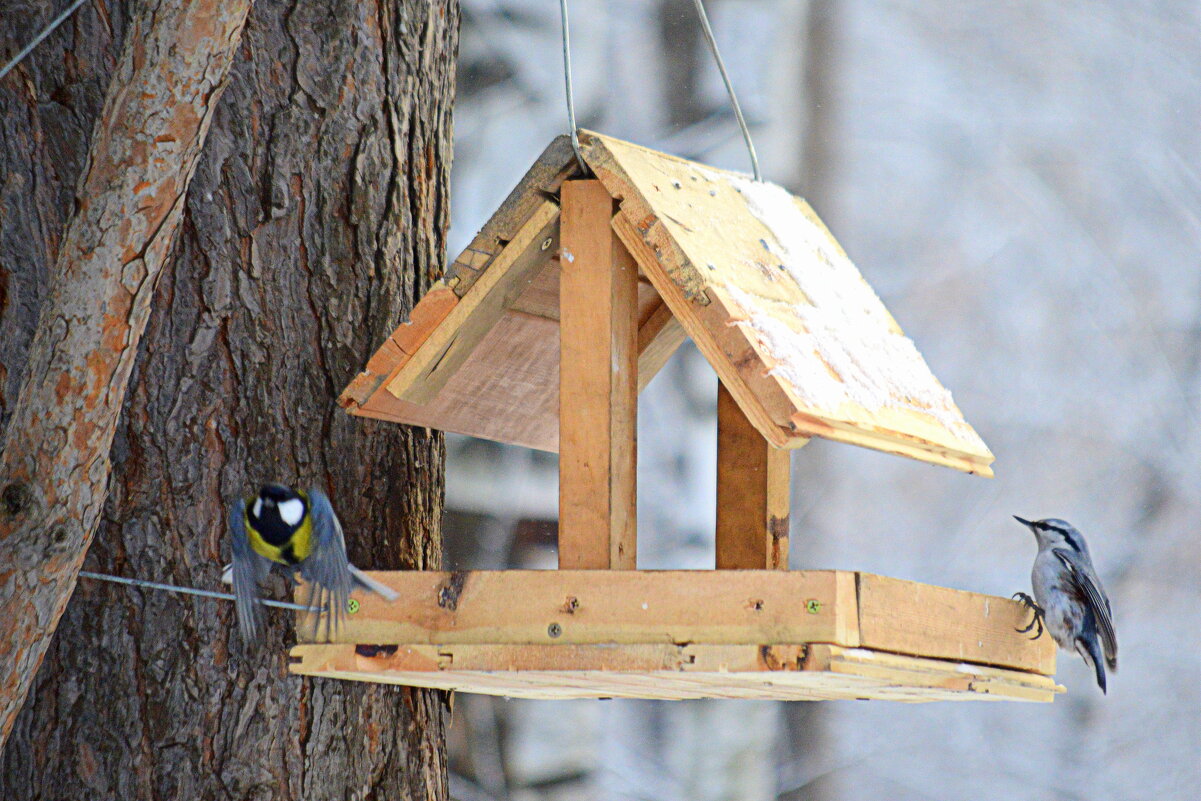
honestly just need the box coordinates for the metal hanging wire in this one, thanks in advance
[79,570,322,613]
[557,0,589,174]
[690,0,762,181]
[0,0,89,82]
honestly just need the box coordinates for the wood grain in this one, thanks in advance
[290,642,1062,702]
[558,180,638,569]
[295,570,857,647]
[357,310,562,450]
[582,130,994,475]
[716,381,793,569]
[292,569,1055,675]
[386,200,560,405]
[856,572,1058,675]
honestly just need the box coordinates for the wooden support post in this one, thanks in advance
[716,381,792,569]
[558,180,638,569]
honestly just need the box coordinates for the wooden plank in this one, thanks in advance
[386,201,560,405]
[339,285,459,407]
[289,642,1062,702]
[716,381,792,569]
[611,211,797,448]
[445,135,579,295]
[636,298,688,391]
[856,573,1058,675]
[295,570,859,647]
[558,180,638,569]
[581,130,994,475]
[294,569,1054,675]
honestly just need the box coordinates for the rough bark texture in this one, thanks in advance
[0,0,457,797]
[0,0,253,747]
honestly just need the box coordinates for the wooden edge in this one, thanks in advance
[855,572,1057,675]
[611,211,800,449]
[791,411,995,477]
[338,285,459,409]
[445,135,579,295]
[289,643,1061,702]
[814,645,1064,701]
[384,200,560,404]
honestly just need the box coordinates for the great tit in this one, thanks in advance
[225,484,398,642]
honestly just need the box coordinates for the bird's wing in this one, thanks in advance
[1053,547,1117,669]
[230,497,272,642]
[300,488,353,641]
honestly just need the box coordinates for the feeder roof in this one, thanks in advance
[340,131,994,475]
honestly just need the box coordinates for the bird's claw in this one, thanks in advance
[1012,592,1045,640]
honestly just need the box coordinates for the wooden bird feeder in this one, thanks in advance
[290,132,1062,702]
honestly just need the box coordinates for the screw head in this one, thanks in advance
[347,598,361,614]
[541,237,553,251]
[547,622,562,638]
[805,599,821,614]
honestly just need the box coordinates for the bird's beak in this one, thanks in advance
[1013,515,1034,529]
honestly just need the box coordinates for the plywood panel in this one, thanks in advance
[357,311,561,450]
[581,131,994,475]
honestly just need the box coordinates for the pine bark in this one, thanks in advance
[0,0,458,797]
[0,0,253,746]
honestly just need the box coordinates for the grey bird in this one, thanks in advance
[1013,516,1117,693]
[222,484,398,643]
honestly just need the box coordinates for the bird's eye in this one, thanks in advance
[252,498,263,518]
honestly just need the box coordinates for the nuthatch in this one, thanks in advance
[1013,516,1117,693]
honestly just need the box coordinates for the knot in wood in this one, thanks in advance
[2,482,32,516]
[43,526,72,557]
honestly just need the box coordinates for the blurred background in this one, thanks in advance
[442,2,1201,799]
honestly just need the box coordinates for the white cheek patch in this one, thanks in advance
[252,498,263,519]
[278,498,304,526]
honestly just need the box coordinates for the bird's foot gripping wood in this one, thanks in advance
[1012,592,1045,640]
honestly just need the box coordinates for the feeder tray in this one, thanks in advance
[305,132,1061,701]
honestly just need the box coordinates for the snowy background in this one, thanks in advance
[442,2,1201,799]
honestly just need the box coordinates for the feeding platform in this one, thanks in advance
[300,132,1061,701]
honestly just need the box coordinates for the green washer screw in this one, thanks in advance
[347,598,361,614]
[805,599,821,614]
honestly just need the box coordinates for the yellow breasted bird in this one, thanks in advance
[226,484,397,642]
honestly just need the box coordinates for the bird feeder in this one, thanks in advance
[290,132,1062,702]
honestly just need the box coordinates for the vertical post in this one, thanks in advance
[716,381,791,569]
[558,180,639,569]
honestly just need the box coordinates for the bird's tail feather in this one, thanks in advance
[1078,636,1108,694]
[349,565,399,601]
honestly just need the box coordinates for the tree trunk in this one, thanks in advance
[0,0,458,797]
[0,0,253,748]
